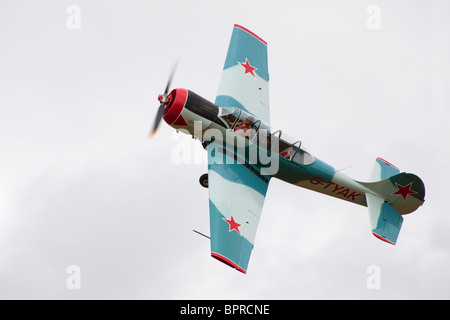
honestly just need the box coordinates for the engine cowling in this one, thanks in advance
[163,88,188,127]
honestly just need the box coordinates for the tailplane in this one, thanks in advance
[360,157,425,245]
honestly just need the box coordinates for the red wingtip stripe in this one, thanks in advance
[377,157,399,170]
[211,252,247,274]
[372,232,396,245]
[234,24,267,45]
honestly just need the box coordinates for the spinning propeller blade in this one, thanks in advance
[149,62,178,138]
[149,103,166,138]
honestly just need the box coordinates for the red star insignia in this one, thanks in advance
[393,182,417,200]
[239,58,257,77]
[223,215,241,234]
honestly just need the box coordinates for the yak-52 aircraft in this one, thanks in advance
[150,25,425,274]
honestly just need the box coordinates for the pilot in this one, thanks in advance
[280,147,292,159]
[226,114,236,128]
[235,116,255,138]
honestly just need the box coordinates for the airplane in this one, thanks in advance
[150,24,426,274]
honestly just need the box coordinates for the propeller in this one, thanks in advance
[149,62,178,138]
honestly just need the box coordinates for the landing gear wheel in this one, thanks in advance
[199,173,209,188]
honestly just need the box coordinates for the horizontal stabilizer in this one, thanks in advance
[366,194,403,245]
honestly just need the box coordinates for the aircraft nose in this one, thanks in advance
[163,89,188,126]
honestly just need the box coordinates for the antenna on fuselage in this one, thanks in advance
[335,164,356,173]
[193,230,210,239]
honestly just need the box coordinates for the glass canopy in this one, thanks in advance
[218,107,315,165]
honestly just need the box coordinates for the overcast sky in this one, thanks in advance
[0,0,449,299]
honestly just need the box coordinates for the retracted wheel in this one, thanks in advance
[199,173,209,188]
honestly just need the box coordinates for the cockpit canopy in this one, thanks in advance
[218,107,315,165]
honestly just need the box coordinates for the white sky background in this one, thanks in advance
[0,0,449,299]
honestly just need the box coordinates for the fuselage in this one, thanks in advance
[163,88,372,207]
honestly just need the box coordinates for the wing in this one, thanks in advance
[207,142,270,274]
[215,24,270,124]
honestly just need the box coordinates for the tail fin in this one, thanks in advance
[368,157,400,182]
[361,157,425,245]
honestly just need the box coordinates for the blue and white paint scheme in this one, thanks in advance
[215,24,270,125]
[152,25,426,274]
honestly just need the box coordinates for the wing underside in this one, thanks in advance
[207,25,271,274]
[207,142,270,273]
[215,24,270,124]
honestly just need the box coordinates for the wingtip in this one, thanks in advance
[233,24,267,45]
[372,232,396,245]
[211,252,247,274]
